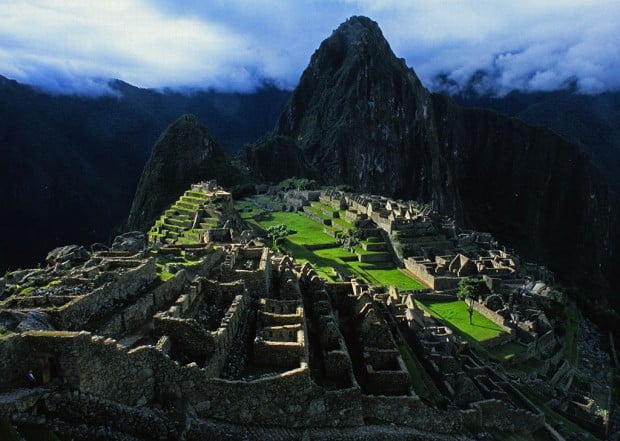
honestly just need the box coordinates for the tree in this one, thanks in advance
[457,277,488,300]
[457,278,488,325]
[266,224,290,249]
[337,229,362,253]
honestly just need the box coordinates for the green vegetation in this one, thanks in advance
[418,299,506,343]
[266,224,293,249]
[273,177,318,191]
[457,277,489,300]
[233,199,260,220]
[153,249,204,282]
[40,279,61,289]
[243,201,426,290]
[397,341,445,406]
[148,188,217,245]
[18,286,35,296]
[348,265,425,291]
[247,211,336,246]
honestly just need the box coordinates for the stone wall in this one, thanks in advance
[480,331,515,348]
[49,260,157,330]
[302,207,332,226]
[471,302,510,331]
[468,399,544,432]
[40,390,173,440]
[356,252,390,263]
[99,270,187,338]
[404,259,459,291]
[0,334,33,391]
[362,395,463,433]
[254,341,303,368]
[324,350,352,378]
[0,330,545,433]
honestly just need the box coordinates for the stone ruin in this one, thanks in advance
[0,183,596,440]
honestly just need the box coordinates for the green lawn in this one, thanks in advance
[247,211,336,246]
[419,299,506,343]
[245,206,426,290]
[350,265,426,291]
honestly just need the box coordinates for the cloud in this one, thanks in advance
[0,0,618,95]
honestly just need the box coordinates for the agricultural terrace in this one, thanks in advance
[235,199,425,291]
[418,299,527,362]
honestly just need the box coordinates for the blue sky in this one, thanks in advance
[1,0,618,95]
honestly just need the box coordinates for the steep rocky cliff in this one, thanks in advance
[127,115,242,230]
[240,16,620,299]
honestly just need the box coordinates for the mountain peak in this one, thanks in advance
[331,16,384,46]
[308,15,395,71]
[126,114,241,230]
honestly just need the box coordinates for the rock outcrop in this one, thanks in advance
[240,16,620,301]
[127,115,243,230]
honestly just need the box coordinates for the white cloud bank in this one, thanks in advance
[0,0,618,95]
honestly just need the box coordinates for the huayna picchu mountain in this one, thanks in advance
[239,16,620,303]
[127,115,243,231]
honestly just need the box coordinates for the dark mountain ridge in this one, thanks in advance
[240,16,620,303]
[452,88,620,194]
[0,77,288,272]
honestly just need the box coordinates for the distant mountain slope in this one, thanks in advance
[452,88,620,194]
[0,77,288,271]
[240,16,620,302]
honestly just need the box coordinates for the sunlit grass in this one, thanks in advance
[243,201,428,290]
[247,211,336,246]
[418,299,506,343]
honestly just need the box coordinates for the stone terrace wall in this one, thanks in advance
[49,260,157,330]
[2,331,365,428]
[0,333,33,390]
[99,270,188,338]
[0,331,543,434]
[40,390,173,440]
[469,399,544,432]
[471,302,510,331]
[362,395,463,433]
[404,259,459,291]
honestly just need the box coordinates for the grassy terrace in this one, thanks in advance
[239,202,425,290]
[418,299,506,344]
[417,299,530,362]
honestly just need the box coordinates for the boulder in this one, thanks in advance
[111,231,146,253]
[91,242,109,253]
[16,311,55,332]
[0,310,27,330]
[46,245,90,267]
